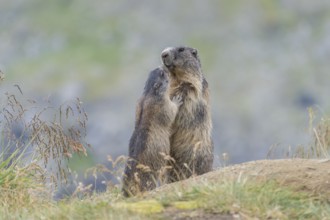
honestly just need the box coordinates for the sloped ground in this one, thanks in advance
[214,159,330,198]
[159,159,330,199]
[148,159,330,219]
[1,158,330,219]
[223,159,330,196]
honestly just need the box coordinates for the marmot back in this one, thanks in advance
[161,46,213,182]
[122,67,181,197]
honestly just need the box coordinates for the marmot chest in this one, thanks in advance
[171,84,206,130]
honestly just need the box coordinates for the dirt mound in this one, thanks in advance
[213,159,330,197]
[158,159,330,198]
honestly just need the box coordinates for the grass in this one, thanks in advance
[154,180,330,219]
[308,107,330,158]
[266,107,330,160]
[1,80,330,219]
[1,172,329,219]
[0,83,90,217]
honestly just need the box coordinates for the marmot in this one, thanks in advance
[161,46,213,182]
[122,67,182,197]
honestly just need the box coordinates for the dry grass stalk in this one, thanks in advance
[1,84,90,188]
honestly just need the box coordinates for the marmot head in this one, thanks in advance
[161,46,202,78]
[143,67,169,96]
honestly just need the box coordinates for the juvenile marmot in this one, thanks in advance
[122,67,182,197]
[161,46,213,182]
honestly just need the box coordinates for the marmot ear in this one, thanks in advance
[178,47,185,52]
[191,49,198,57]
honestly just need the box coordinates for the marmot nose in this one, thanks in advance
[161,47,174,60]
[161,51,169,59]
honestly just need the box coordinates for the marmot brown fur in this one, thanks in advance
[122,67,182,197]
[161,46,213,182]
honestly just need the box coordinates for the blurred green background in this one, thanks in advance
[1,0,330,168]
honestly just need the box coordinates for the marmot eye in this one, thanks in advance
[153,82,160,89]
[178,47,185,52]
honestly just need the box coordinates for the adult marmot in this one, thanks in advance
[161,46,213,182]
[122,67,182,196]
